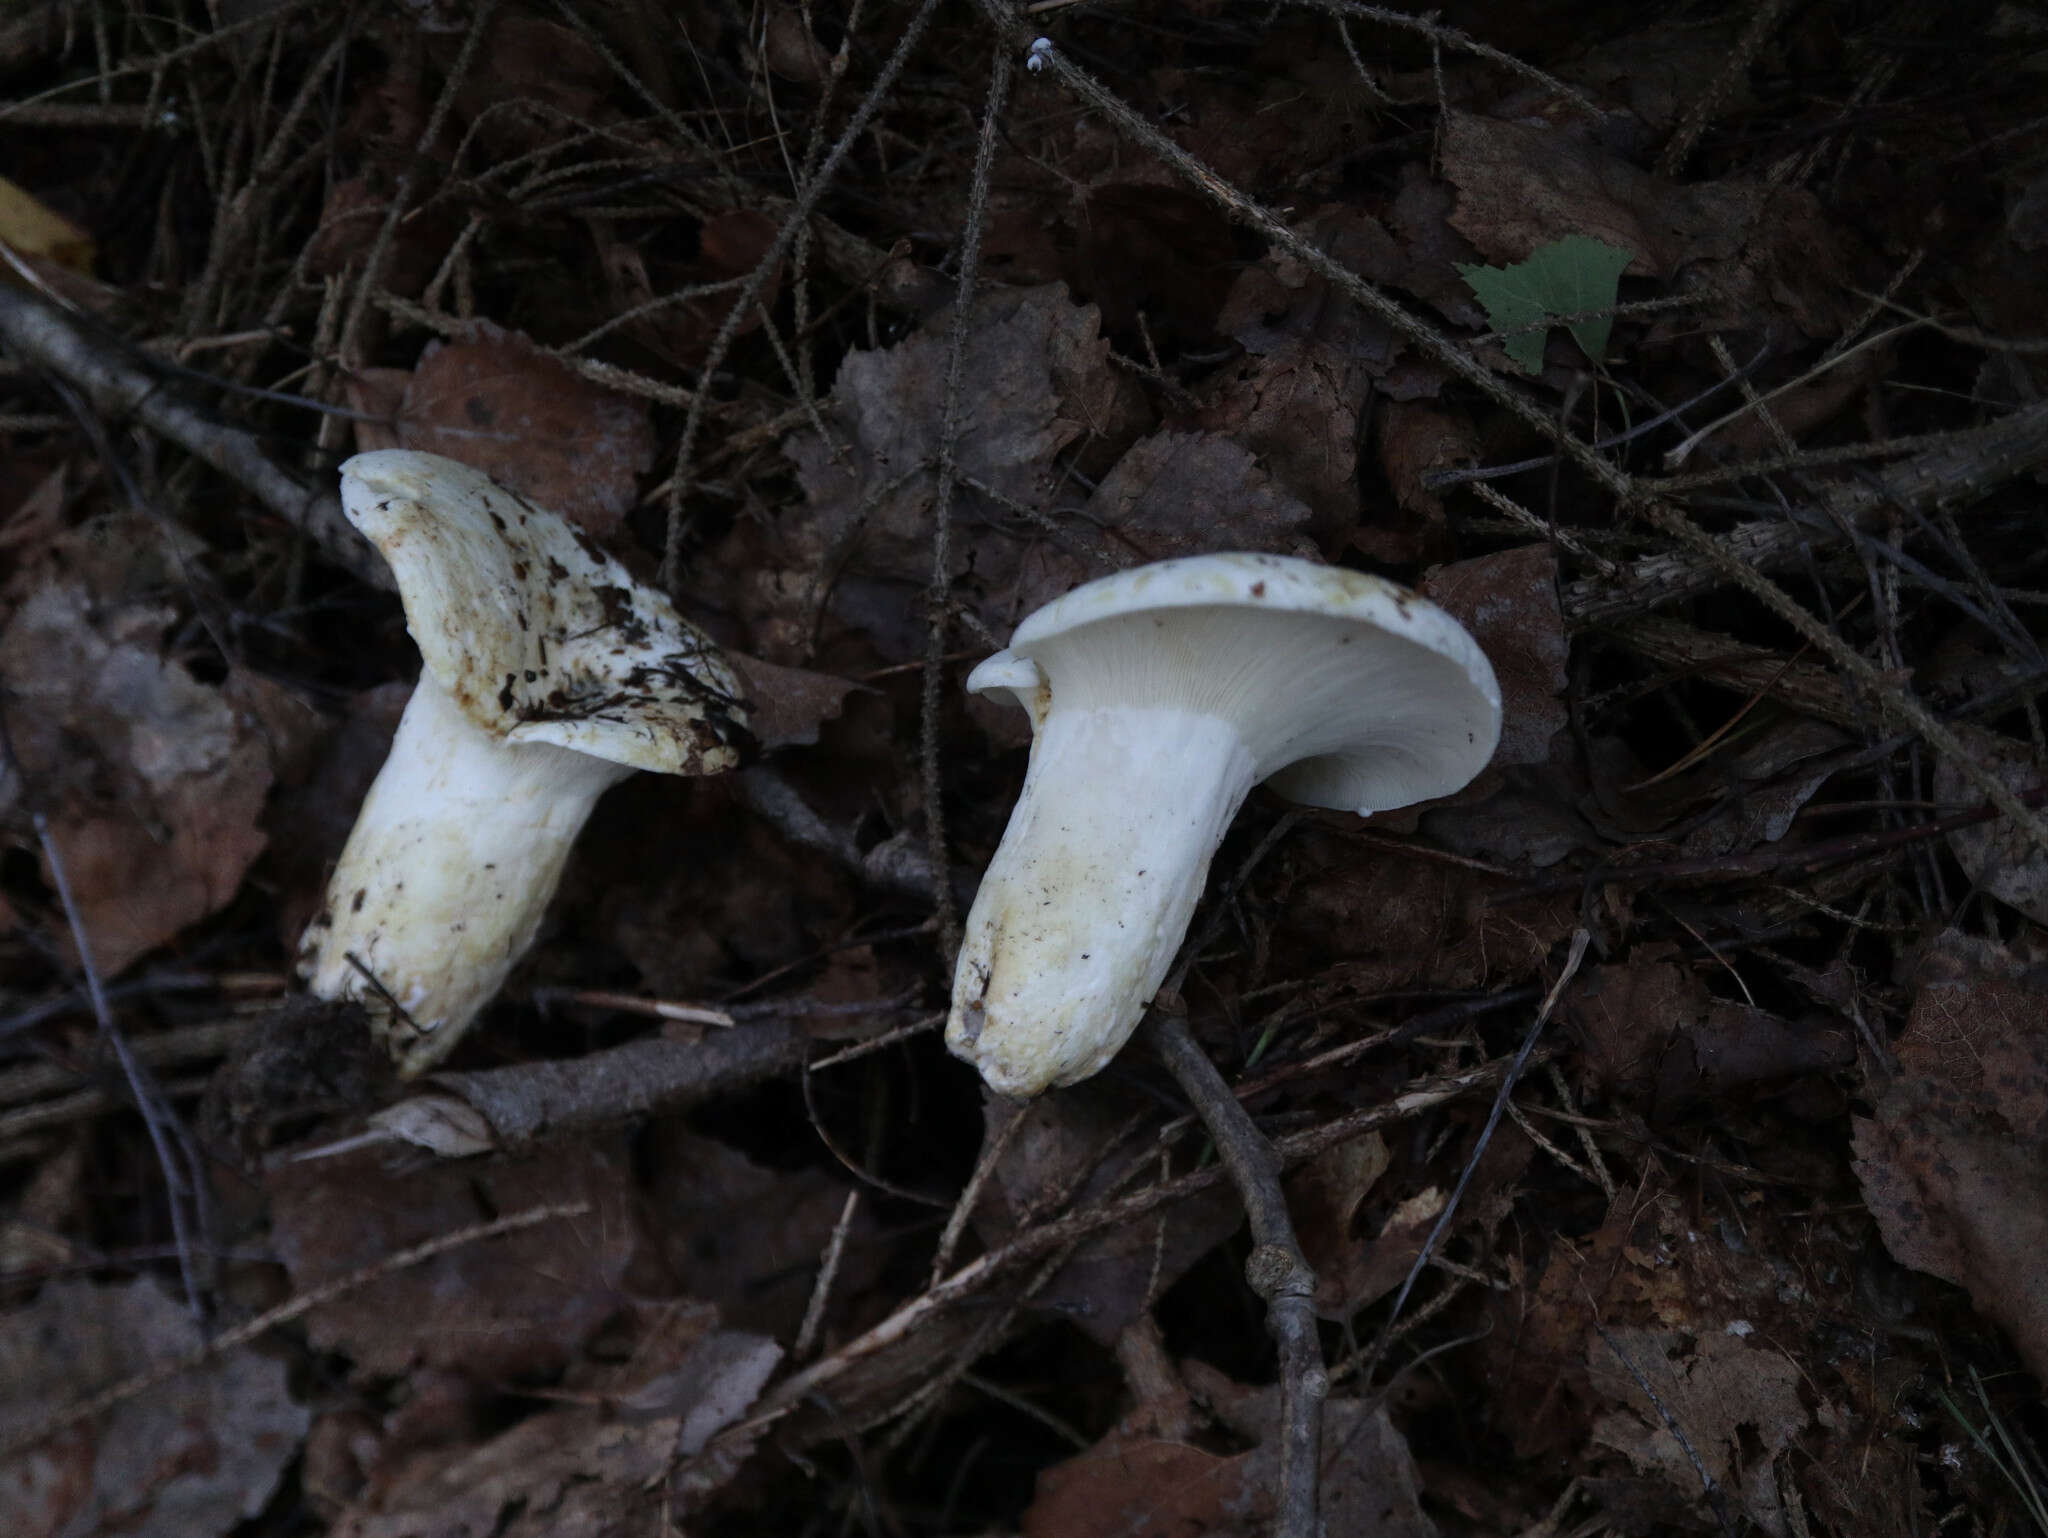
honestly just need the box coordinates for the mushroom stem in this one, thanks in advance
[300,675,632,1073]
[948,704,1258,1097]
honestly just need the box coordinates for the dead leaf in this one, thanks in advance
[780,283,1142,659]
[974,1079,1244,1345]
[1024,1438,1244,1538]
[386,321,654,536]
[1935,722,2048,925]
[1030,1360,1439,1538]
[646,1126,884,1341]
[332,1401,712,1538]
[725,653,864,750]
[0,581,274,974]
[1420,544,1568,770]
[0,1278,307,1538]
[1443,110,1754,280]
[1587,1327,1807,1528]
[266,1137,646,1381]
[1014,430,1319,616]
[1363,401,1475,563]
[1852,929,2048,1381]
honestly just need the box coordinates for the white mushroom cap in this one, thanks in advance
[340,449,749,772]
[971,552,1500,814]
[949,552,1501,1097]
[300,451,750,1075]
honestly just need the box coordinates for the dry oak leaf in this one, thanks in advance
[1012,429,1318,620]
[331,1322,778,1538]
[0,582,275,974]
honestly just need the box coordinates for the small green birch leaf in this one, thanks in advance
[1457,235,1634,373]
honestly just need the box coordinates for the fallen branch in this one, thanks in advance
[1563,400,2048,629]
[1146,1008,1325,1538]
[0,281,387,588]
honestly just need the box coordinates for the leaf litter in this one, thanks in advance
[1,2,2047,1535]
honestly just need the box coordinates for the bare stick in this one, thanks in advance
[0,1201,590,1461]
[1355,931,1589,1389]
[33,812,211,1321]
[1146,1010,1324,1538]
[921,39,1013,963]
[0,282,385,586]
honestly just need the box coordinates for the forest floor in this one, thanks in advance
[0,0,2046,1534]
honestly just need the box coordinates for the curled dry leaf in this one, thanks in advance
[0,581,286,974]
[1852,929,2048,1382]
[0,1278,308,1538]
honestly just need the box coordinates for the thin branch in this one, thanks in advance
[1146,1009,1324,1538]
[0,1201,591,1461]
[0,281,386,585]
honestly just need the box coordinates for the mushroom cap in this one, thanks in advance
[340,450,749,775]
[970,552,1501,815]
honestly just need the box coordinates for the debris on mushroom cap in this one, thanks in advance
[339,450,751,775]
[979,551,1502,815]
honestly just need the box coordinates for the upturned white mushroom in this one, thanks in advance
[949,553,1501,1097]
[299,451,749,1075]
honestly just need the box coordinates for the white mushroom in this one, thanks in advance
[948,552,1501,1097]
[299,451,749,1075]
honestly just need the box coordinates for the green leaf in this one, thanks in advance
[1456,235,1633,374]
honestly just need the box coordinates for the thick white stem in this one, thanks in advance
[299,677,629,1075]
[946,706,1257,1096]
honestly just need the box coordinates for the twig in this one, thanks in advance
[722,1050,1536,1448]
[0,1201,591,1461]
[0,282,385,586]
[1354,930,1589,1389]
[922,39,1012,965]
[402,1023,808,1152]
[33,812,212,1323]
[1146,1010,1324,1538]
[796,1188,863,1360]
[661,0,945,588]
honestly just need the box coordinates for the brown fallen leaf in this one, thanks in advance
[0,1278,308,1538]
[1025,1361,1436,1538]
[778,282,1143,659]
[1587,1326,1807,1530]
[1442,109,1756,280]
[266,1136,646,1381]
[377,320,655,536]
[331,1317,779,1538]
[1013,429,1319,617]
[1852,929,2048,1382]
[1420,543,1568,771]
[645,1126,885,1341]
[0,580,279,974]
[724,652,864,751]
